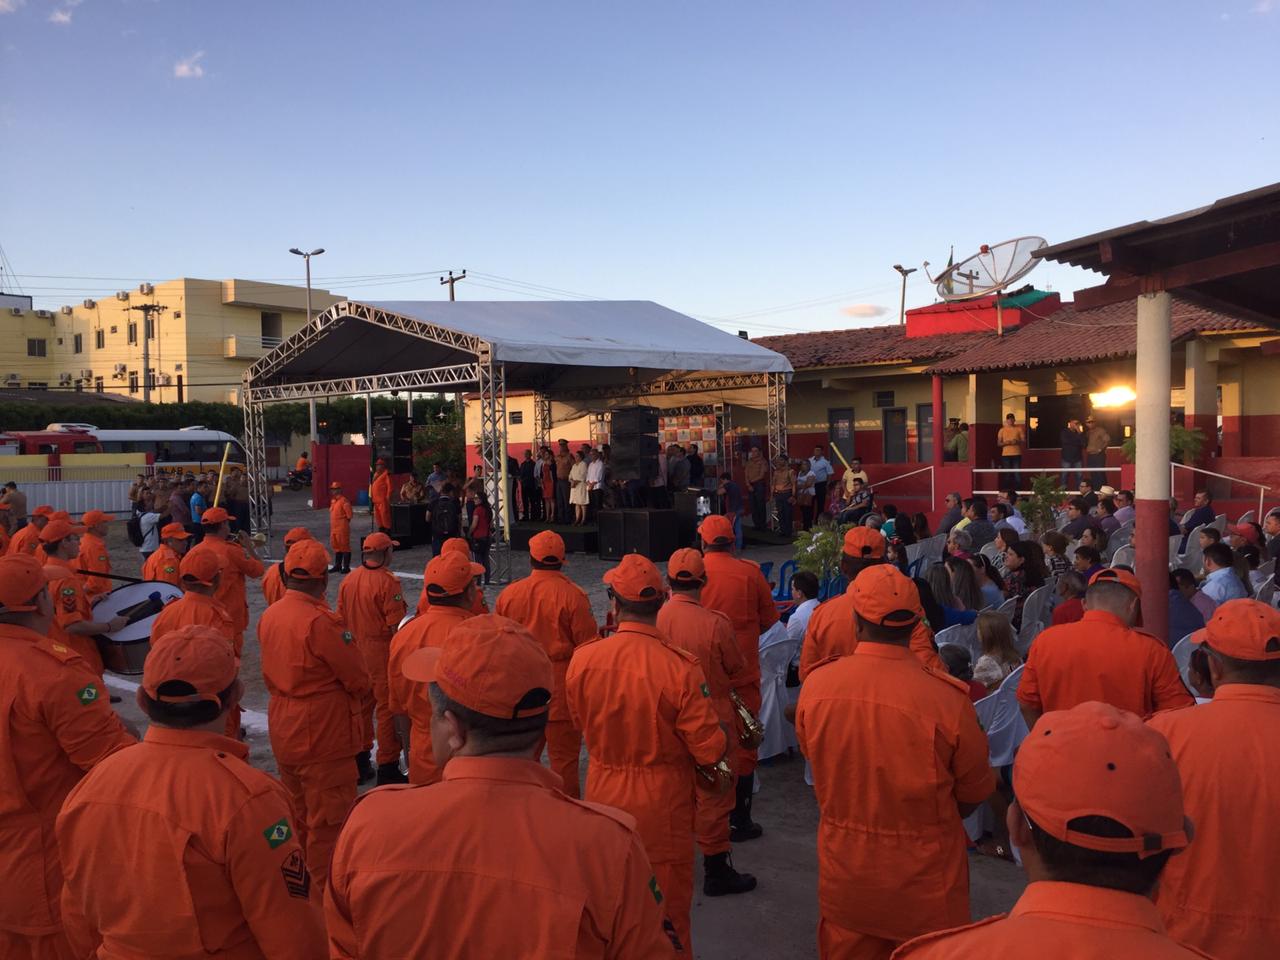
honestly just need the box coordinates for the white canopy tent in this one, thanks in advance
[241,299,793,580]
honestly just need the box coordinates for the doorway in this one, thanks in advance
[828,407,854,469]
[916,402,943,462]
[883,408,908,463]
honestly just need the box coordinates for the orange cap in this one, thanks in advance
[39,517,85,542]
[362,532,400,551]
[423,552,485,598]
[1088,567,1142,599]
[1015,701,1189,858]
[32,504,55,518]
[375,458,387,467]
[698,514,735,546]
[285,539,330,581]
[403,614,552,720]
[1227,523,1261,546]
[179,546,221,587]
[200,506,231,526]
[160,522,191,541]
[81,509,113,527]
[329,481,343,490]
[441,537,472,559]
[0,554,56,613]
[850,564,921,627]
[528,530,566,565]
[603,554,664,602]
[843,526,886,559]
[50,511,71,523]
[141,624,237,706]
[283,526,313,547]
[1198,598,1280,661]
[667,547,706,584]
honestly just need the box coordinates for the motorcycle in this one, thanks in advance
[286,468,312,491]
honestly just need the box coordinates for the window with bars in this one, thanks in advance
[73,333,83,354]
[27,339,47,357]
[95,329,105,349]
[127,322,138,345]
[128,371,139,394]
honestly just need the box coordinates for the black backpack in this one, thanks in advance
[126,515,144,547]
[431,496,460,537]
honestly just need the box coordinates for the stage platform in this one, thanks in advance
[510,521,599,555]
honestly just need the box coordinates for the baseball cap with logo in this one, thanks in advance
[160,522,191,541]
[1015,701,1190,858]
[1089,567,1142,599]
[423,552,485,598]
[362,532,400,551]
[603,554,664,602]
[403,614,552,720]
[200,506,231,526]
[283,526,313,547]
[0,554,56,613]
[528,530,566,565]
[1197,598,1280,661]
[81,510,113,527]
[285,539,331,581]
[667,547,706,584]
[698,515,735,546]
[850,564,922,627]
[142,624,237,707]
[843,526,886,560]
[179,546,221,587]
[39,517,86,543]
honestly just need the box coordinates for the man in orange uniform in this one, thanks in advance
[567,554,730,955]
[198,506,265,656]
[56,625,327,959]
[893,701,1205,960]
[329,481,353,574]
[0,502,11,553]
[7,503,52,556]
[657,547,757,897]
[0,553,135,960]
[1019,568,1192,727]
[494,529,596,797]
[258,539,371,893]
[387,552,483,784]
[697,514,778,841]
[76,509,114,600]
[337,531,408,786]
[799,527,944,682]
[141,522,191,585]
[370,459,392,534]
[261,526,313,606]
[1147,598,1280,958]
[326,615,680,958]
[41,517,127,679]
[796,565,994,960]
[295,450,310,473]
[415,536,487,614]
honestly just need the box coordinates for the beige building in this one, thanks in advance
[1,279,341,404]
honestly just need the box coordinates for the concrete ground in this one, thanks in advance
[98,491,1025,959]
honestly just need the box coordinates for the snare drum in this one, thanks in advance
[91,581,184,676]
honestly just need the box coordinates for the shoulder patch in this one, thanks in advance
[263,817,293,849]
[213,751,274,797]
[35,639,81,664]
[700,682,711,697]
[279,849,312,900]
[76,683,100,706]
[61,587,77,597]
[164,566,176,573]
[393,594,403,603]
[341,630,354,645]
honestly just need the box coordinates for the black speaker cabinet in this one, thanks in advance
[374,416,413,473]
[672,490,721,546]
[610,434,661,458]
[390,504,429,547]
[598,509,679,562]
[611,406,660,436]
[610,456,660,483]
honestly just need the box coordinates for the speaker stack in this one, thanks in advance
[598,509,679,561]
[373,415,414,475]
[609,406,661,483]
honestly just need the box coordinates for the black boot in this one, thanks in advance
[376,762,408,786]
[356,751,376,785]
[341,552,352,574]
[703,852,757,896]
[330,557,343,573]
[730,773,763,842]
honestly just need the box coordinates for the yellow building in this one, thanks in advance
[0,279,341,404]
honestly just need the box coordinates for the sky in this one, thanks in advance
[2,0,1278,335]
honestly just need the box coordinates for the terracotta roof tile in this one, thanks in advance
[752,324,995,370]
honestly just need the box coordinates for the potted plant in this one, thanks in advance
[1020,473,1067,538]
[1121,425,1206,465]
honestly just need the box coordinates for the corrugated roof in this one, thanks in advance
[751,324,996,370]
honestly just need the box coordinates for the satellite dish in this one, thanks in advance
[922,236,1047,335]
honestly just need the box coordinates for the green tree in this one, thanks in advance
[1122,425,1206,466]
[1020,473,1067,538]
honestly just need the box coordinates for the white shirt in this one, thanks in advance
[809,457,833,482]
[1006,514,1027,536]
[586,459,605,487]
[1201,566,1248,609]
[139,511,162,554]
[785,597,819,658]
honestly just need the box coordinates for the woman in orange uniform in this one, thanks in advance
[329,482,353,574]
[370,460,392,535]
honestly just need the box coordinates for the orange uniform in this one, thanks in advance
[337,563,407,767]
[799,588,944,680]
[8,522,42,556]
[566,619,728,954]
[152,591,236,649]
[261,562,287,606]
[796,642,994,958]
[1017,610,1192,718]
[657,590,747,855]
[891,882,1211,959]
[56,726,327,960]
[142,544,183,585]
[0,621,134,960]
[495,567,597,796]
[202,534,265,651]
[0,522,9,554]
[386,603,474,783]
[44,556,105,678]
[327,757,678,959]
[700,549,778,774]
[258,589,371,892]
[329,495,353,553]
[370,470,392,531]
[76,532,111,600]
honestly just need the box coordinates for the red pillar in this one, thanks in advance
[931,375,945,507]
[1135,293,1172,642]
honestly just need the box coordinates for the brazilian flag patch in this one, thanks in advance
[76,684,98,706]
[700,683,711,698]
[393,594,402,602]
[341,631,354,645]
[61,587,76,597]
[649,875,664,904]
[263,818,292,849]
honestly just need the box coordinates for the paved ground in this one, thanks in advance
[99,491,1025,959]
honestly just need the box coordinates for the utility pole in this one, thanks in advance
[892,264,917,326]
[289,247,325,442]
[128,302,166,404]
[440,269,467,301]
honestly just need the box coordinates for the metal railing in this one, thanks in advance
[972,465,1123,497]
[1172,462,1271,519]
[864,465,935,505]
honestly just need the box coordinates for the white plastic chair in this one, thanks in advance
[1171,635,1196,688]
[1258,559,1275,578]
[979,541,1001,564]
[1256,574,1276,608]
[1018,584,1053,636]
[1110,544,1136,568]
[936,622,982,664]
[757,622,799,761]
[1211,514,1227,533]
[996,597,1018,619]
[1169,535,1184,567]
[1237,510,1256,525]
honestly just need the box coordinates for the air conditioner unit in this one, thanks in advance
[60,305,74,316]
[58,373,72,385]
[115,291,130,301]
[113,363,127,376]
[174,363,183,371]
[83,299,97,309]
[35,309,53,319]
[4,373,20,383]
[8,307,22,317]
[79,369,93,380]
[139,282,154,295]
[158,373,172,386]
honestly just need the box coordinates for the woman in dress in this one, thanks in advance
[540,447,556,522]
[569,450,589,525]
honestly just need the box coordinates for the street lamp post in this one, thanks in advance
[289,247,325,443]
[893,264,917,326]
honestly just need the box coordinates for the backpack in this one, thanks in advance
[126,515,144,547]
[431,496,460,537]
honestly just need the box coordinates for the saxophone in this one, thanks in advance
[729,689,765,749]
[696,757,734,794]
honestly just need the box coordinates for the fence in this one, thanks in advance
[1171,462,1271,520]
[972,465,1123,497]
[2,464,143,516]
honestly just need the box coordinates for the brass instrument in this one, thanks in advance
[696,757,734,794]
[729,689,765,749]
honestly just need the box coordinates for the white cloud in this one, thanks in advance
[49,9,72,24]
[0,0,26,14]
[841,303,889,318]
[1254,0,1275,13]
[173,51,206,79]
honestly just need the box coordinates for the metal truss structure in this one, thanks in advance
[476,344,512,583]
[555,371,774,404]
[532,392,552,450]
[766,371,788,463]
